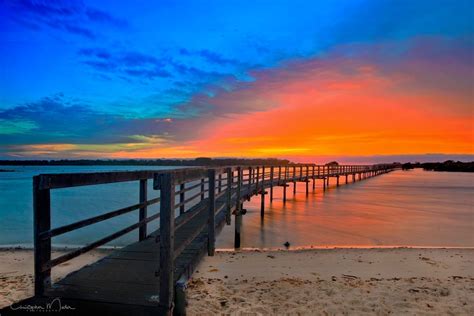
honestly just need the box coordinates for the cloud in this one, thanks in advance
[78,48,172,80]
[4,0,127,40]
[78,47,241,85]
[179,48,249,68]
[0,119,38,135]
[0,93,197,149]
[1,36,472,159]
[85,7,128,28]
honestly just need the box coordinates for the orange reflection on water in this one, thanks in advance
[216,169,474,249]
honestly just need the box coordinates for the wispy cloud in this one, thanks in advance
[4,0,127,40]
[0,93,195,149]
[179,48,250,68]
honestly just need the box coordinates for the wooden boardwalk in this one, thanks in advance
[2,164,396,315]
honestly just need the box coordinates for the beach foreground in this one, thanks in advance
[188,248,474,315]
[0,248,473,315]
[0,248,111,308]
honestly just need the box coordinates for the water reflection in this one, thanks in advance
[216,169,474,249]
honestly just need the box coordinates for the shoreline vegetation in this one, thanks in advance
[0,157,292,166]
[0,158,472,173]
[402,160,474,172]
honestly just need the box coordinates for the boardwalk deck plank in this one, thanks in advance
[43,185,237,307]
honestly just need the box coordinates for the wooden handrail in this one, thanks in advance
[33,163,397,301]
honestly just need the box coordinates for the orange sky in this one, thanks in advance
[107,50,473,161]
[5,38,473,161]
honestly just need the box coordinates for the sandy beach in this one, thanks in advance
[1,247,473,315]
[0,248,111,308]
[187,248,474,315]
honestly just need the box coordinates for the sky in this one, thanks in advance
[0,0,473,163]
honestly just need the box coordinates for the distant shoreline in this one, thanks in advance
[0,158,291,167]
[402,160,474,173]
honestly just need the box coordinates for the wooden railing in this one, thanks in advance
[32,163,396,308]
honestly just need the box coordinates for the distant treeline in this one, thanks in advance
[402,160,474,172]
[0,157,291,167]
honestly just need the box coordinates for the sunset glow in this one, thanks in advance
[1,1,473,162]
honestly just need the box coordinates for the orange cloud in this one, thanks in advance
[182,53,473,159]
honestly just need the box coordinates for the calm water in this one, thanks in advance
[0,167,472,248]
[0,165,181,246]
[216,169,474,249]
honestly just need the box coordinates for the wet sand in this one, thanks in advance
[188,248,474,315]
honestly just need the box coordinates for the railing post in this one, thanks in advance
[200,178,205,200]
[179,183,185,215]
[283,166,287,203]
[218,173,222,193]
[208,169,216,256]
[33,176,51,297]
[139,179,148,241]
[226,168,232,225]
[260,166,265,218]
[248,167,252,193]
[158,173,175,312]
[293,166,297,194]
[235,167,242,248]
[305,166,309,196]
[256,166,260,193]
[270,166,274,202]
[312,165,316,190]
[327,166,330,187]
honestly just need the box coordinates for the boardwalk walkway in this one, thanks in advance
[1,164,395,315]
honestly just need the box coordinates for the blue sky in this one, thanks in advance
[0,0,472,160]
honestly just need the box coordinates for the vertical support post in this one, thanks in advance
[235,167,242,248]
[345,174,348,184]
[158,173,175,312]
[218,173,222,193]
[179,183,185,216]
[312,165,316,190]
[256,166,260,193]
[305,165,309,196]
[33,176,51,297]
[260,166,265,217]
[293,166,296,194]
[226,168,232,225]
[208,169,216,256]
[248,167,252,193]
[200,178,205,200]
[336,176,340,187]
[139,179,148,240]
[270,166,274,202]
[283,166,287,203]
